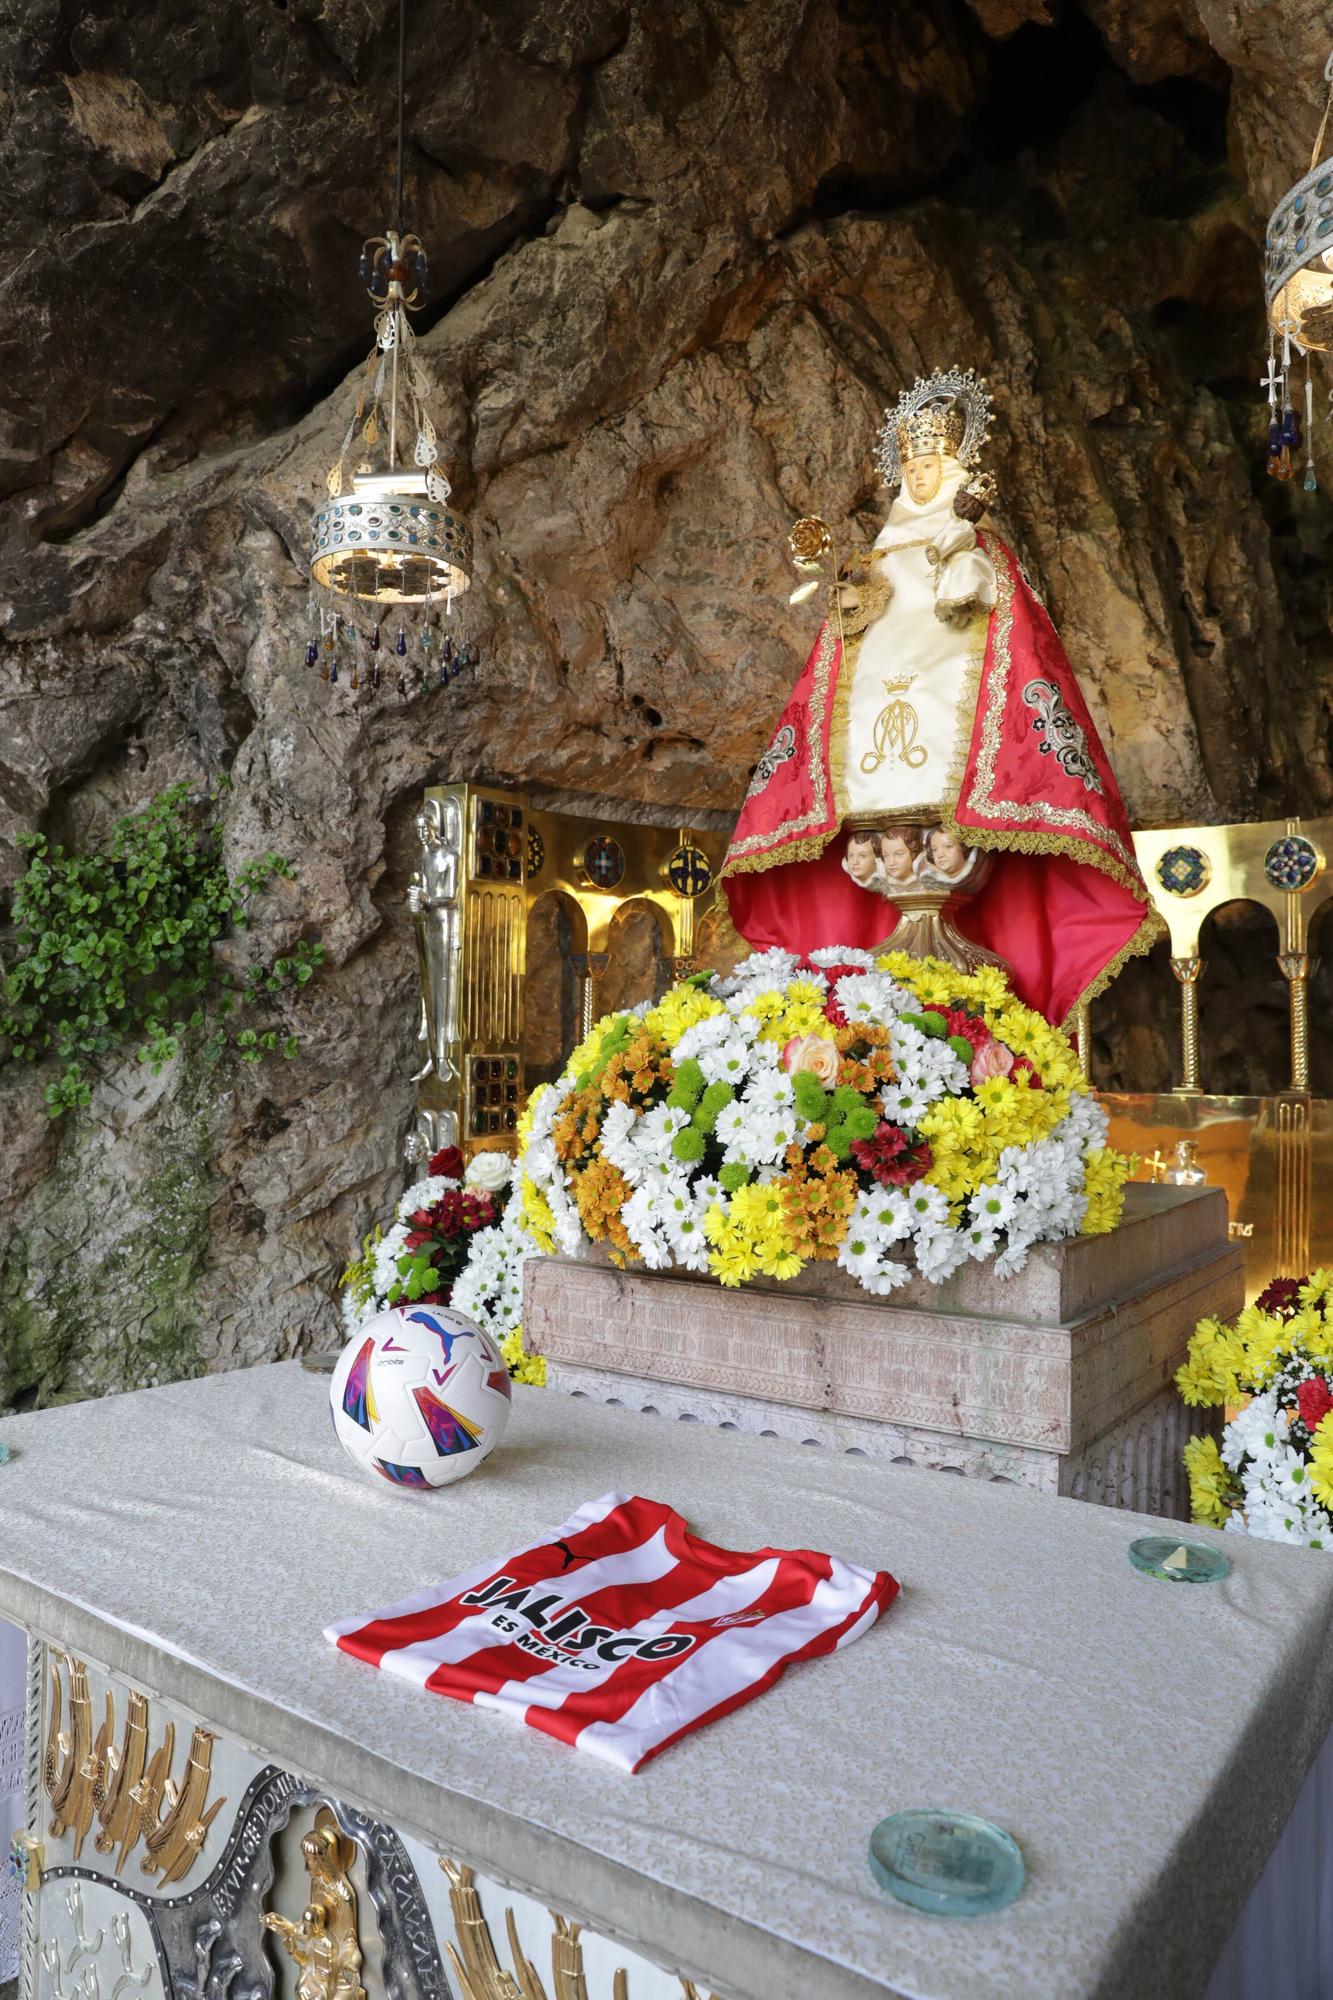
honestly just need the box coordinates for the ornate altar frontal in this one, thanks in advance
[16,1632,710,2000]
[407,785,729,1158]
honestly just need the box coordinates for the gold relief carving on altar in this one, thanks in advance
[263,1808,366,2000]
[42,1652,226,1884]
[439,1858,722,2000]
[139,1722,227,1885]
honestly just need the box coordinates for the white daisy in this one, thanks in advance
[914,1227,969,1283]
[969,1184,1018,1231]
[903,1182,950,1231]
[699,1037,757,1087]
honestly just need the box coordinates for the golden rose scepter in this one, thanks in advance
[786,515,849,653]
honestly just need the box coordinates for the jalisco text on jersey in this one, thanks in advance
[460,1575,698,1663]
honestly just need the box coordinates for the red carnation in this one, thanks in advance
[813,963,870,1026]
[851,1120,933,1187]
[941,1007,991,1053]
[1298,1377,1333,1433]
[428,1145,465,1181]
[461,1190,497,1232]
[1011,1055,1044,1090]
[1256,1275,1305,1320]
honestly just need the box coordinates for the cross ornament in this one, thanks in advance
[1260,353,1282,407]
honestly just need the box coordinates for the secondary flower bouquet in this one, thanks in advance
[340,1145,540,1374]
[1179,1272,1333,1547]
[446,946,1130,1358]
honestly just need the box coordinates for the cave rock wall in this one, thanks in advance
[2,0,1331,1399]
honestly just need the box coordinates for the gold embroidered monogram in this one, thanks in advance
[860,674,929,775]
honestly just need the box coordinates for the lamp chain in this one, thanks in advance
[394,0,404,242]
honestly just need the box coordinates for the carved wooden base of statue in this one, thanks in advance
[842,822,1010,977]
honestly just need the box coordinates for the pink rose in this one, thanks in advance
[970,1038,1015,1087]
[782,1034,840,1085]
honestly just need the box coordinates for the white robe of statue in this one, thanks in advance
[842,455,997,820]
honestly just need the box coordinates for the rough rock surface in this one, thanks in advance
[3,0,1332,1401]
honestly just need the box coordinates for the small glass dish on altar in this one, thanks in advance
[1128,1536,1231,1584]
[868,1808,1025,1917]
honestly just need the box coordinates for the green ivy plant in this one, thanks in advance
[0,780,324,1116]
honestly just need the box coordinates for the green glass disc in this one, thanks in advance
[1128,1536,1230,1584]
[868,1809,1025,1917]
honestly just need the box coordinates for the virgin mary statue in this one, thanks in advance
[719,367,1162,1027]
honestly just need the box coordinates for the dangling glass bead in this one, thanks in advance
[396,627,407,656]
[422,624,432,650]
[369,623,381,651]
[371,662,382,690]
[324,630,336,652]
[320,659,330,683]
[439,660,448,687]
[1268,419,1282,460]
[330,659,339,684]
[351,663,360,689]
[305,640,318,667]
[442,635,454,665]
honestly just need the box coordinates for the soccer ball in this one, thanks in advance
[330,1304,512,1489]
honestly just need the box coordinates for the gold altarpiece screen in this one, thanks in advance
[406,784,729,1162]
[1097,814,1332,1301]
[408,788,1330,1297]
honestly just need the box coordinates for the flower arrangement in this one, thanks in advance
[340,1145,542,1381]
[447,947,1130,1366]
[1178,1272,1333,1547]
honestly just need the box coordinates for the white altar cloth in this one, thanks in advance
[0,1362,1330,2000]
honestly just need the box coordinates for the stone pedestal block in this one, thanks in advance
[523,1185,1243,1516]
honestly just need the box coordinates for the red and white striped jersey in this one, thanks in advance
[326,1491,898,1772]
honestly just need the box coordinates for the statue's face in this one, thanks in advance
[929,829,967,872]
[880,833,916,879]
[845,835,879,884]
[903,453,942,505]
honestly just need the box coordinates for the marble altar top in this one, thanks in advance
[0,1362,1329,2000]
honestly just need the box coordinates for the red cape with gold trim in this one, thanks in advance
[721,534,1162,1026]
